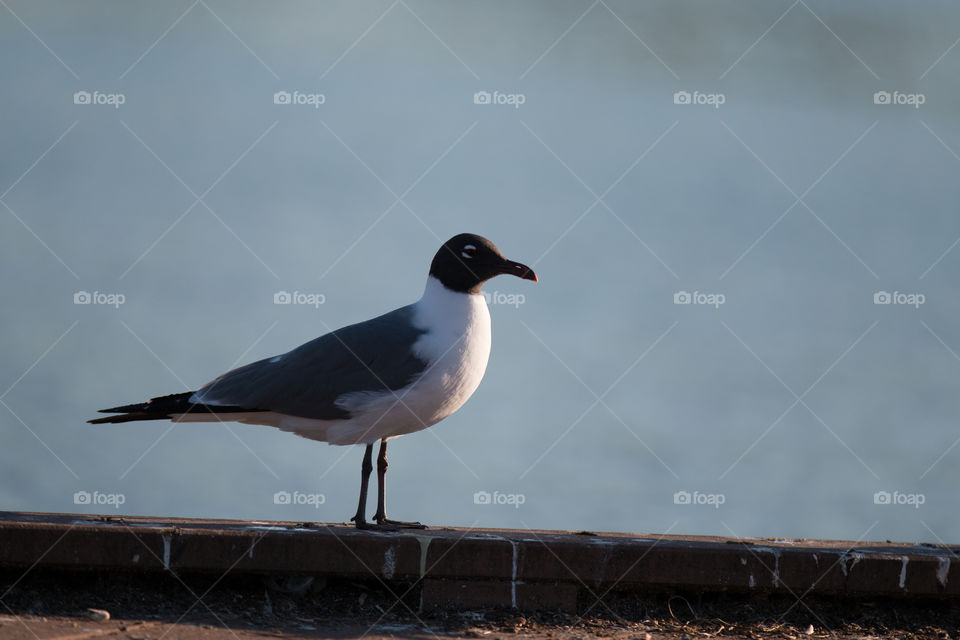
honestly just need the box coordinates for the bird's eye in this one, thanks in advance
[460,244,477,259]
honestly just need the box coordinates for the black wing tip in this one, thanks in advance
[87,389,269,425]
[87,391,191,424]
[97,404,146,414]
[88,412,169,424]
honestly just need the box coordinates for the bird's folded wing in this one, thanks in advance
[193,305,428,420]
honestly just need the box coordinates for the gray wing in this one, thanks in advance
[194,305,428,420]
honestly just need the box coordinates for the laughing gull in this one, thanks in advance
[90,233,537,529]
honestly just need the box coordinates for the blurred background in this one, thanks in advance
[1,0,958,542]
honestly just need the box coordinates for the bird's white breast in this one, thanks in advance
[408,275,492,419]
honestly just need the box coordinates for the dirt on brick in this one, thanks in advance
[1,569,958,639]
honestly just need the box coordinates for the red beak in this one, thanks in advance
[501,259,538,282]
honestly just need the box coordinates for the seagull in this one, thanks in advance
[89,233,537,530]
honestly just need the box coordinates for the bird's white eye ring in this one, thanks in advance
[461,244,477,259]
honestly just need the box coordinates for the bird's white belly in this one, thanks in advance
[331,350,488,443]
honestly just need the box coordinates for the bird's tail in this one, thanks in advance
[88,391,264,424]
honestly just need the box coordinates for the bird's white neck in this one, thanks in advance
[412,275,491,359]
[416,274,488,325]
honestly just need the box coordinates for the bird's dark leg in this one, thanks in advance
[350,443,375,529]
[373,439,426,529]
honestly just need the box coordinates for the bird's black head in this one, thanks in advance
[429,233,538,294]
